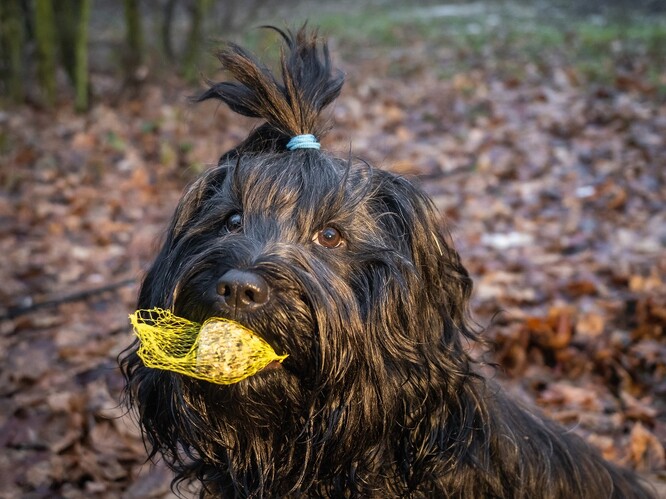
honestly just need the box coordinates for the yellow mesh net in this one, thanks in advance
[129,308,288,385]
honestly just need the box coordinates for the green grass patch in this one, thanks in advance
[236,2,666,87]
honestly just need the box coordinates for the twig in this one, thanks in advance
[1,278,136,321]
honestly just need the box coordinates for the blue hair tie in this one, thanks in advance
[286,134,320,151]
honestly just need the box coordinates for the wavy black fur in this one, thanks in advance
[120,27,654,498]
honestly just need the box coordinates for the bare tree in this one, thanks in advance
[0,0,24,102]
[34,0,57,106]
[74,0,91,111]
[124,0,144,80]
[183,0,211,82]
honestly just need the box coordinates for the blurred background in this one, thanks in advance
[1,0,665,497]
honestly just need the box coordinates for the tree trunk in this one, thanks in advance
[182,0,210,82]
[0,0,24,102]
[161,0,177,63]
[74,0,91,112]
[124,0,143,78]
[54,0,77,86]
[34,0,57,107]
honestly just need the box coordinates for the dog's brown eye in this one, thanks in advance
[225,213,243,233]
[314,227,343,248]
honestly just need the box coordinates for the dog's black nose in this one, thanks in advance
[217,270,269,312]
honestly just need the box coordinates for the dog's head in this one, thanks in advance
[121,27,477,496]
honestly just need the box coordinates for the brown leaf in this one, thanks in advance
[564,280,598,297]
[627,423,665,471]
[525,307,574,350]
[576,313,605,338]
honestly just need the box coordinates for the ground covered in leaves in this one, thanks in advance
[1,6,666,498]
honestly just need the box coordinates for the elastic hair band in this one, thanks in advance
[286,134,320,151]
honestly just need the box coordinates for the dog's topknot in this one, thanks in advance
[197,26,344,157]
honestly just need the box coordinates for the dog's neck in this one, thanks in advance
[184,361,488,497]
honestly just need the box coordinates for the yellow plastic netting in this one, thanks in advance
[129,308,287,385]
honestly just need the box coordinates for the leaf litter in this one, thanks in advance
[1,22,665,498]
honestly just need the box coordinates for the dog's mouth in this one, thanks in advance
[262,360,284,371]
[131,308,289,385]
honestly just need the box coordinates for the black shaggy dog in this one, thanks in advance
[121,28,653,498]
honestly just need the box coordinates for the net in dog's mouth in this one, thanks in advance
[129,308,288,385]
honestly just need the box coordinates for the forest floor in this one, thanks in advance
[1,3,665,497]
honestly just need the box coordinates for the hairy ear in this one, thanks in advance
[371,172,475,339]
[137,165,230,309]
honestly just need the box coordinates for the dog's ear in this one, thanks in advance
[137,164,230,309]
[196,26,344,160]
[372,173,474,338]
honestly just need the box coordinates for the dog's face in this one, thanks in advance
[121,26,477,495]
[123,150,475,492]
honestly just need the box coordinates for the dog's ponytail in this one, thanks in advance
[196,26,344,159]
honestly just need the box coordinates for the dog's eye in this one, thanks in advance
[313,227,344,249]
[224,212,243,233]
